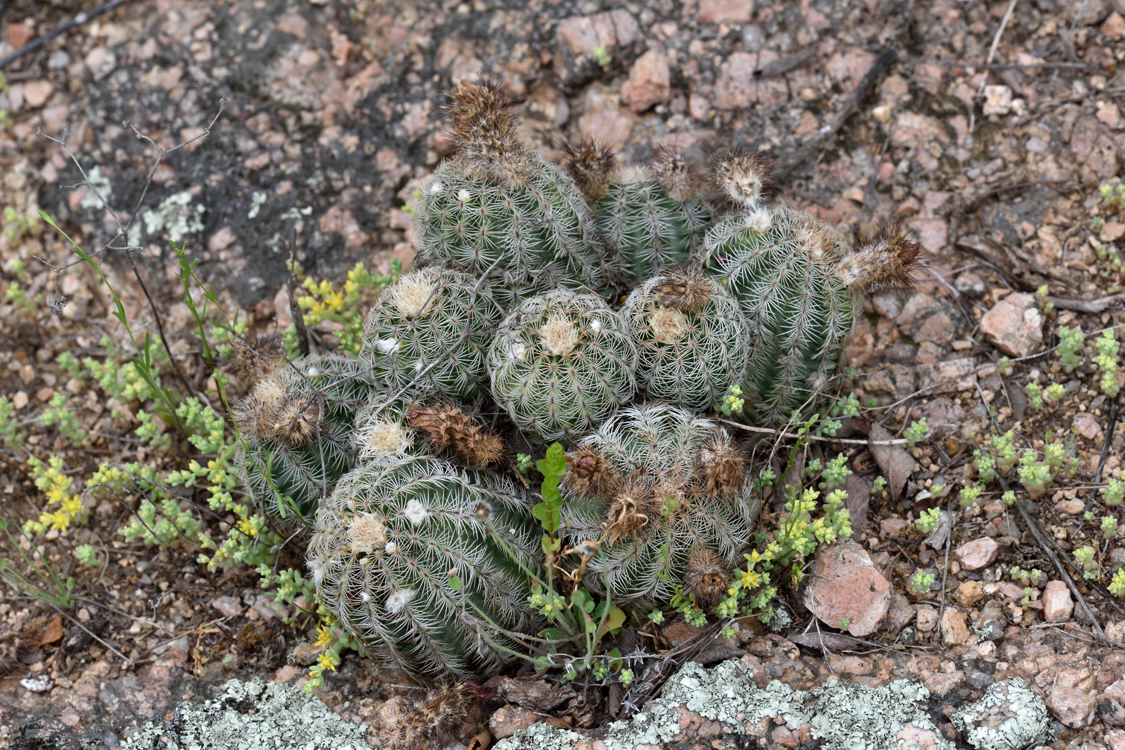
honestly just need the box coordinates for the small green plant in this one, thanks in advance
[974,449,997,484]
[1009,566,1044,586]
[819,454,852,490]
[1099,181,1125,215]
[908,571,935,595]
[0,518,75,609]
[1074,545,1099,580]
[1056,326,1086,373]
[73,544,100,568]
[1045,382,1065,403]
[915,507,942,534]
[1111,567,1125,597]
[23,457,85,534]
[1036,284,1054,314]
[1102,516,1118,539]
[997,356,1012,376]
[904,418,927,445]
[1105,478,1124,506]
[958,482,984,508]
[593,44,612,67]
[40,393,87,446]
[1024,381,1043,410]
[1002,490,1016,505]
[1095,329,1121,397]
[0,396,24,450]
[871,475,887,494]
[719,384,745,416]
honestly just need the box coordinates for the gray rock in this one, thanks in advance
[952,678,1049,750]
[120,678,369,750]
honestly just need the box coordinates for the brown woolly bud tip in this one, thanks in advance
[407,403,503,467]
[652,267,712,311]
[268,393,322,445]
[563,138,617,200]
[683,547,733,612]
[711,149,775,211]
[446,79,529,186]
[385,683,475,750]
[651,147,696,203]
[230,373,287,439]
[604,474,664,544]
[227,334,285,384]
[835,222,920,292]
[696,432,747,498]
[564,446,622,499]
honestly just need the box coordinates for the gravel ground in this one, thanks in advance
[2,0,1125,748]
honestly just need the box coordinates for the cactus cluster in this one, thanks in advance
[224,78,919,680]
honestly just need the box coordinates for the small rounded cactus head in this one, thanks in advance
[560,403,761,611]
[621,267,751,411]
[414,81,609,307]
[233,354,373,529]
[565,140,709,285]
[488,289,637,442]
[361,267,503,401]
[307,454,542,677]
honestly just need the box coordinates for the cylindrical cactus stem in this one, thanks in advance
[621,267,750,411]
[488,289,637,442]
[308,455,542,677]
[414,81,609,307]
[565,140,710,285]
[701,150,920,426]
[361,267,503,401]
[559,403,761,611]
[233,354,373,529]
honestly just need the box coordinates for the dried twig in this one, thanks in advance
[778,46,897,179]
[998,475,1114,645]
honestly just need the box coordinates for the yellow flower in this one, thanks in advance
[61,496,84,519]
[237,518,257,537]
[317,653,337,672]
[314,625,333,649]
[46,510,71,532]
[740,568,763,589]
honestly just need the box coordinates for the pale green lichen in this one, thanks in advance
[127,191,206,248]
[119,677,368,750]
[79,165,114,210]
[495,660,970,750]
[951,678,1048,750]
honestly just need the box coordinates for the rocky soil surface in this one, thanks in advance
[2,0,1125,748]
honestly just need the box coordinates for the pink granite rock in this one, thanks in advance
[1045,685,1095,728]
[620,50,671,113]
[955,537,1000,570]
[802,540,891,636]
[980,293,1043,357]
[1043,581,1074,623]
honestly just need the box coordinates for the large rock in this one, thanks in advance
[620,50,672,112]
[1042,580,1074,623]
[980,293,1043,357]
[1045,685,1096,728]
[802,541,891,636]
[554,11,639,85]
[955,537,1000,570]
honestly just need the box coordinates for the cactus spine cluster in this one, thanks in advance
[488,289,637,442]
[560,403,760,610]
[413,81,609,307]
[566,141,709,285]
[700,151,918,424]
[621,267,750,411]
[233,354,372,528]
[308,455,541,676]
[361,268,503,401]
